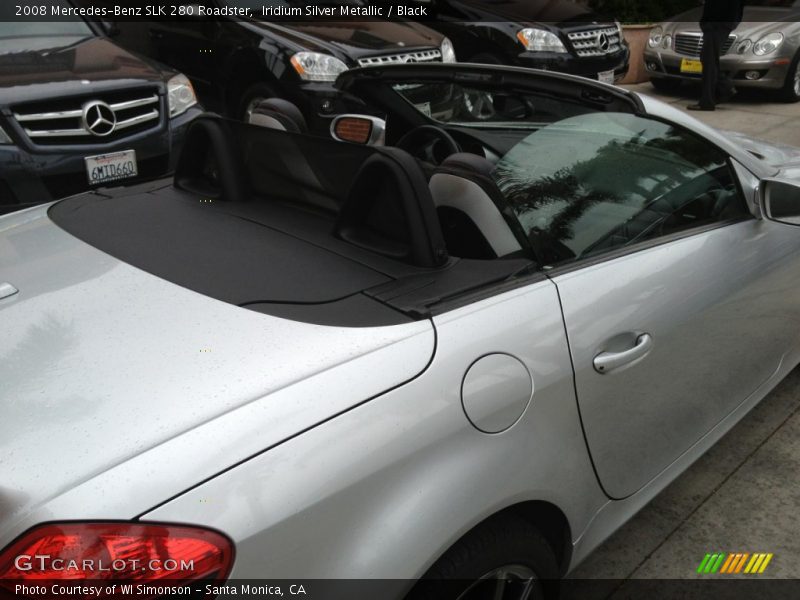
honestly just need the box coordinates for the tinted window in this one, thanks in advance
[491,113,748,263]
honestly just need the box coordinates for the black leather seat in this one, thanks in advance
[336,147,448,268]
[248,98,308,133]
[429,153,526,260]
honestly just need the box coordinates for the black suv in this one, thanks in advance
[0,5,203,215]
[115,1,452,132]
[419,0,629,83]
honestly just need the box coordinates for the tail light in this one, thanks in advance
[0,522,234,598]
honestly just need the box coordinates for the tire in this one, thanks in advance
[236,81,278,122]
[650,77,683,94]
[779,51,800,103]
[407,515,560,600]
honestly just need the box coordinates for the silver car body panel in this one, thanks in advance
[554,218,800,499]
[0,207,435,549]
[144,279,604,585]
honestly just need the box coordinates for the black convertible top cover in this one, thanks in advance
[50,117,534,326]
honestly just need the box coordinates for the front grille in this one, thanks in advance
[567,26,622,57]
[12,88,162,146]
[357,49,442,67]
[674,33,737,57]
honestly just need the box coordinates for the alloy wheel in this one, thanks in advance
[455,564,538,600]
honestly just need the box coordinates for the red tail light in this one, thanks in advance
[0,522,233,595]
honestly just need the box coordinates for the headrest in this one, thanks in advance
[439,153,496,178]
[336,147,448,268]
[174,115,248,203]
[249,98,308,134]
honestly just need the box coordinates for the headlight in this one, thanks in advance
[648,26,663,48]
[290,52,348,82]
[516,28,567,53]
[737,39,753,54]
[167,74,198,118]
[441,37,457,63]
[0,125,12,144]
[661,35,672,50]
[754,32,784,56]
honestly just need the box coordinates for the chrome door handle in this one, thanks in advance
[593,334,653,374]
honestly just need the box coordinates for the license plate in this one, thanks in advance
[598,70,615,84]
[85,150,138,186]
[680,59,703,74]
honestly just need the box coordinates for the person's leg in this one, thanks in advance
[699,26,720,108]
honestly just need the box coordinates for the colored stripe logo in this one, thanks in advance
[697,552,773,574]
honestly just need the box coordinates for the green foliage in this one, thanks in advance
[587,0,702,24]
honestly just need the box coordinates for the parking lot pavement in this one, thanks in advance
[622,81,800,148]
[569,366,800,588]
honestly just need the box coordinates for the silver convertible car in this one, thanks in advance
[645,1,800,102]
[2,63,800,599]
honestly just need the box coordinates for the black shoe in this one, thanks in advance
[687,104,715,111]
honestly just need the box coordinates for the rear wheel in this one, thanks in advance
[779,51,800,103]
[650,77,683,94]
[407,515,559,600]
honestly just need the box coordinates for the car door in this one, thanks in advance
[494,111,800,499]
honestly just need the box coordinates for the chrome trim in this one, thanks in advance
[24,128,91,138]
[110,95,159,111]
[568,26,622,57]
[357,49,441,67]
[14,109,83,122]
[674,32,737,57]
[13,92,161,142]
[114,110,159,131]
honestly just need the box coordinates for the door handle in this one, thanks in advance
[593,333,653,374]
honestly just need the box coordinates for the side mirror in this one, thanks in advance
[330,114,386,146]
[761,179,800,225]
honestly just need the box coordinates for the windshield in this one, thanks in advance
[492,112,740,260]
[380,75,745,263]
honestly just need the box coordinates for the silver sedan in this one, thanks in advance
[644,2,800,102]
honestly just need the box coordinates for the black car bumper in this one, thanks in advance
[516,47,631,82]
[0,106,202,215]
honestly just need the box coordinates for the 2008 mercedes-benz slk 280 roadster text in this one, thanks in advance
[2,63,800,599]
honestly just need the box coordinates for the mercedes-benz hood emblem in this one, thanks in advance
[82,100,116,137]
